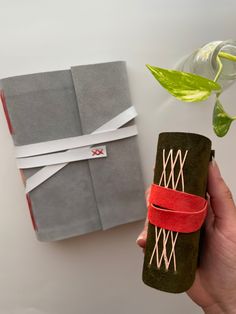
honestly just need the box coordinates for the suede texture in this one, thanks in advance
[71,62,146,230]
[142,132,212,293]
[1,61,146,241]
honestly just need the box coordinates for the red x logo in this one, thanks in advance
[91,148,104,156]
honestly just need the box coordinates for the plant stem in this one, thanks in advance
[214,51,236,82]
[214,56,223,82]
[218,51,236,62]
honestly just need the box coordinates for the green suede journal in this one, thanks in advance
[142,132,212,293]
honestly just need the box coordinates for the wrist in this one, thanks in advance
[203,300,236,314]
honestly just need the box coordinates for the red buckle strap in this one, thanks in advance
[148,184,207,233]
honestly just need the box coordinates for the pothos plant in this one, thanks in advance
[147,51,236,137]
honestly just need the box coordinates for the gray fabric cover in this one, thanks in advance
[1,61,146,241]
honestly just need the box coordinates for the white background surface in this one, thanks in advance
[0,1,235,313]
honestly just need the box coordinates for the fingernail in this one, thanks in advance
[211,157,216,167]
[136,233,145,244]
[211,158,221,177]
[136,235,143,243]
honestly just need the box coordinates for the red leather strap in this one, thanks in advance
[148,184,207,233]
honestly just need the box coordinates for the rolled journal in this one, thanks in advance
[142,132,212,293]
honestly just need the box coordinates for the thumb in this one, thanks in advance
[207,160,236,225]
[136,217,148,248]
[136,186,151,249]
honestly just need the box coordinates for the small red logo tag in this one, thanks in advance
[91,148,104,156]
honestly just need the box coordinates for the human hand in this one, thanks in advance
[136,161,236,313]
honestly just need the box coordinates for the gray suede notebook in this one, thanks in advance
[1,61,146,241]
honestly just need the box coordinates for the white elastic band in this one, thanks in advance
[24,106,137,193]
[18,125,137,168]
[93,106,137,133]
[18,145,107,169]
[15,106,137,158]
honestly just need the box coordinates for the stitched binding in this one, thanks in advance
[149,149,188,272]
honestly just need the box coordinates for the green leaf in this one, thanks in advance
[146,65,221,102]
[213,98,235,137]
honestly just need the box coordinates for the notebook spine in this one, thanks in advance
[0,90,14,135]
[26,193,38,231]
